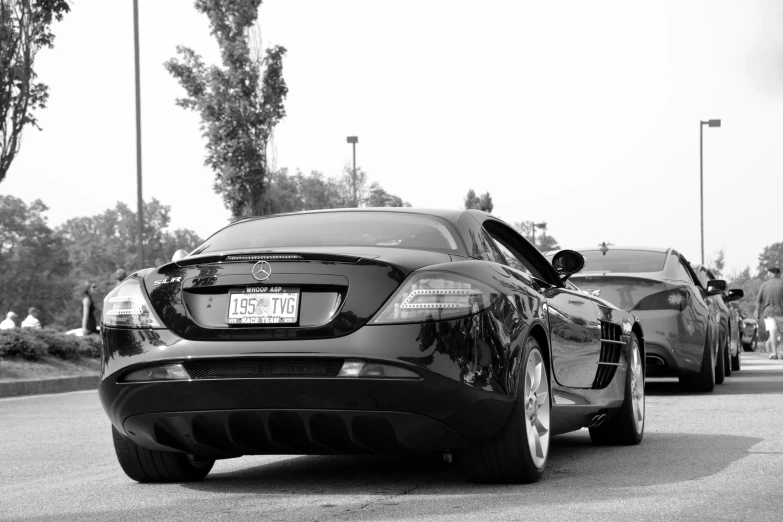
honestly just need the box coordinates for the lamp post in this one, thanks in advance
[346,136,358,207]
[531,222,547,248]
[133,0,144,268]
[699,119,721,265]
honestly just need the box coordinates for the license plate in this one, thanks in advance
[226,287,300,325]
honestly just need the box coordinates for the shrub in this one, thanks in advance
[0,328,102,361]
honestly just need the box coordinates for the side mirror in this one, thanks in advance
[551,250,585,282]
[725,288,744,302]
[706,279,727,295]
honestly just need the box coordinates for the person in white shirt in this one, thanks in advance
[0,311,17,329]
[20,307,42,329]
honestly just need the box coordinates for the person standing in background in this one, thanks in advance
[0,311,18,329]
[82,281,98,335]
[21,307,42,329]
[113,268,127,287]
[756,266,783,360]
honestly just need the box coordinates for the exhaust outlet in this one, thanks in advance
[646,355,666,366]
[587,413,607,428]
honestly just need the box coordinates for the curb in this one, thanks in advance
[0,375,100,398]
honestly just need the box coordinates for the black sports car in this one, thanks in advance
[100,209,645,484]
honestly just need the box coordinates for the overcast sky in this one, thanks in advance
[3,0,782,275]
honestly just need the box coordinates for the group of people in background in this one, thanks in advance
[0,268,128,336]
[0,307,42,330]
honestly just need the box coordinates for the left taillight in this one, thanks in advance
[633,289,690,312]
[372,271,499,324]
[102,277,161,328]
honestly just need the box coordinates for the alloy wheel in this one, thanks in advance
[524,349,550,468]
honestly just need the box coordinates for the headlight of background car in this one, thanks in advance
[372,271,498,324]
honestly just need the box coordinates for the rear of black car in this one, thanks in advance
[99,211,517,459]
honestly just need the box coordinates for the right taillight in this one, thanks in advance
[102,277,161,328]
[633,289,690,312]
[372,271,499,324]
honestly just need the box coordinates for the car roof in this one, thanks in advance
[233,207,470,225]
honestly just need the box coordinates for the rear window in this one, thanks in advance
[577,250,667,273]
[194,212,463,254]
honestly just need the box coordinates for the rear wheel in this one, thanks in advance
[590,333,644,445]
[112,426,215,482]
[458,337,549,484]
[715,340,726,384]
[679,337,715,392]
[731,344,741,372]
[723,339,732,377]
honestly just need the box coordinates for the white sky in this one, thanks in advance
[2,0,782,275]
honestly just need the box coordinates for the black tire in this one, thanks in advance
[723,339,732,377]
[731,344,741,372]
[679,337,715,392]
[112,426,215,483]
[715,340,726,384]
[458,337,549,484]
[590,333,644,446]
[742,342,752,353]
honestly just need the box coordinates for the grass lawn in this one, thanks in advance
[0,357,100,382]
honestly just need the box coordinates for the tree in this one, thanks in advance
[0,0,70,183]
[57,198,203,278]
[365,182,410,208]
[165,0,287,220]
[513,221,560,252]
[0,195,72,327]
[463,189,493,213]
[706,248,725,278]
[757,242,783,276]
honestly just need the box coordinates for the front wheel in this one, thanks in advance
[458,337,550,484]
[590,333,644,445]
[723,339,732,377]
[112,426,215,482]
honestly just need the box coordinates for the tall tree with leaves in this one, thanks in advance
[0,0,69,183]
[757,242,783,276]
[165,0,287,220]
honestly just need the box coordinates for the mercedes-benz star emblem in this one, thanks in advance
[251,260,272,281]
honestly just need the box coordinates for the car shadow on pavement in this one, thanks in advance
[181,430,761,495]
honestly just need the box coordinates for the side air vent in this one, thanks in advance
[225,254,304,262]
[592,322,625,389]
[182,358,344,379]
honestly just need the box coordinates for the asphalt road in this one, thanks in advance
[2,352,783,522]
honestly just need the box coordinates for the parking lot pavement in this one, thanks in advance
[2,352,783,521]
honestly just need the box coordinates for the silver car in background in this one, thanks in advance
[547,247,726,392]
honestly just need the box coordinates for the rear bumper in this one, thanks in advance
[99,316,517,454]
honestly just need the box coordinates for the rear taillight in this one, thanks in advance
[102,277,161,328]
[372,271,498,324]
[633,289,689,312]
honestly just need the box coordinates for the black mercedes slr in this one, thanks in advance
[99,208,645,484]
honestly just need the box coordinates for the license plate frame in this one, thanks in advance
[225,286,300,325]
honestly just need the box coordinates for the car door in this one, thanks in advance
[481,220,603,389]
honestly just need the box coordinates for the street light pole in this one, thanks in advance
[346,136,358,207]
[699,119,721,265]
[133,0,144,268]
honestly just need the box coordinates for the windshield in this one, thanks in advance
[575,249,667,273]
[194,212,464,255]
